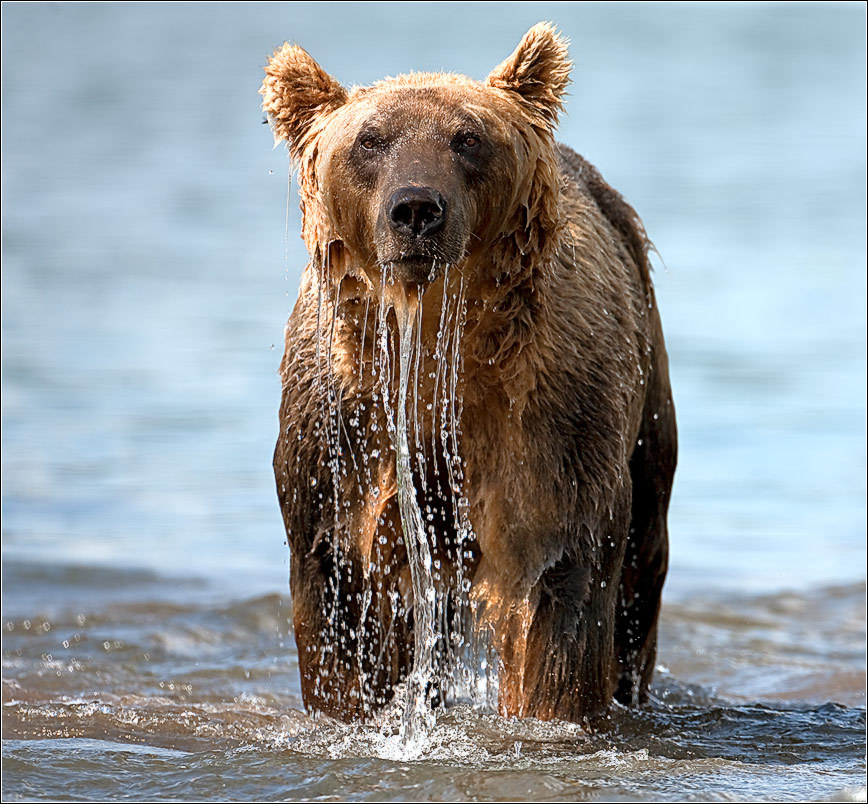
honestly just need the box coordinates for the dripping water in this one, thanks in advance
[311,259,482,750]
[390,290,437,747]
[373,266,480,748]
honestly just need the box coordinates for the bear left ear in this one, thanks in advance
[486,22,571,127]
[261,43,347,158]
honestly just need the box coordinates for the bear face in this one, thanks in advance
[316,84,508,286]
[265,23,677,727]
[261,23,569,291]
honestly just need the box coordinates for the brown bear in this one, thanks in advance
[263,22,677,726]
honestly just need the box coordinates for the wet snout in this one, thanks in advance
[387,187,446,240]
[373,137,469,285]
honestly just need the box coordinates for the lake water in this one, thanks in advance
[2,2,865,801]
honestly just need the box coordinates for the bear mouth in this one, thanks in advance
[385,253,447,285]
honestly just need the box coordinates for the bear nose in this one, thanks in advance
[388,187,445,238]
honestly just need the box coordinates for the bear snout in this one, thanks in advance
[387,186,446,239]
[377,184,465,283]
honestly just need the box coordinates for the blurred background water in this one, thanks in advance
[2,2,865,801]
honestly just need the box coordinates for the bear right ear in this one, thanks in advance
[260,43,347,158]
[486,22,571,128]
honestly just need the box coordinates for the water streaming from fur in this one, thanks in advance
[391,291,437,747]
[305,257,483,748]
[359,266,477,749]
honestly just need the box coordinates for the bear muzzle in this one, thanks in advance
[377,186,465,285]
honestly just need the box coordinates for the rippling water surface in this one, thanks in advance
[2,2,865,801]
[3,563,865,801]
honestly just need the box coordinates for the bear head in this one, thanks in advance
[261,23,571,293]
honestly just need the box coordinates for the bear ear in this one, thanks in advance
[260,43,347,158]
[486,22,571,127]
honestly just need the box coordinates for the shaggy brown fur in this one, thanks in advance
[264,23,677,723]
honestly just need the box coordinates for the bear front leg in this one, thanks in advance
[290,530,414,721]
[288,489,417,721]
[484,495,633,723]
[275,380,415,720]
[290,545,367,720]
[496,555,626,720]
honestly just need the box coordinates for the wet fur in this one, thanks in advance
[265,23,677,723]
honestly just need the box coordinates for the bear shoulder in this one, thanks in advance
[556,143,653,291]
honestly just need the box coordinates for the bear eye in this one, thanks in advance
[358,132,383,152]
[452,131,483,154]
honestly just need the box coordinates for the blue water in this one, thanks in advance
[2,3,865,800]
